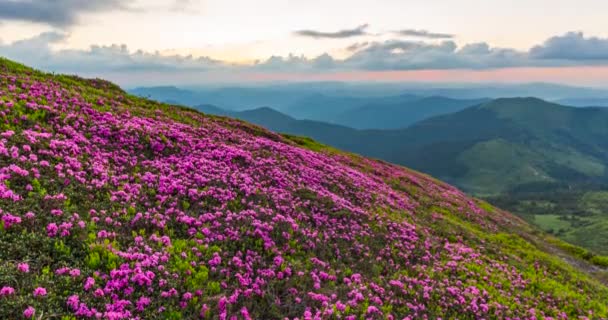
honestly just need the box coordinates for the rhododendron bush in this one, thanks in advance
[0,58,607,319]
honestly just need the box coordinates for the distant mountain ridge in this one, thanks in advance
[130,82,608,114]
[334,96,488,129]
[556,97,608,107]
[283,93,421,123]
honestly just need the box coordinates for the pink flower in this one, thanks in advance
[273,255,284,268]
[241,307,252,320]
[0,286,15,296]
[17,262,29,273]
[367,306,380,314]
[33,287,47,297]
[94,288,104,297]
[1,214,21,228]
[208,252,222,267]
[84,277,95,291]
[23,306,35,318]
[67,294,80,310]
[69,268,81,277]
[46,223,58,237]
[137,296,151,311]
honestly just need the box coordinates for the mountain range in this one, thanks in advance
[130,82,608,114]
[557,97,608,107]
[284,94,489,129]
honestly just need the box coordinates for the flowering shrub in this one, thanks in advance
[0,57,607,319]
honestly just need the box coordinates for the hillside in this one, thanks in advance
[1,58,608,319]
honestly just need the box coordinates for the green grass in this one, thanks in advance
[534,214,572,233]
[489,189,608,255]
[281,134,339,153]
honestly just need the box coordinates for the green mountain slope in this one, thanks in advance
[390,98,608,193]
[2,57,608,318]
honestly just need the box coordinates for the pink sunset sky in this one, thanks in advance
[1,0,608,86]
[247,67,608,86]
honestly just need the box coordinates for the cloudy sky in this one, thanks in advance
[1,0,608,86]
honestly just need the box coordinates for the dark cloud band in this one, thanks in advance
[530,32,608,60]
[0,0,131,27]
[294,24,369,39]
[396,29,454,39]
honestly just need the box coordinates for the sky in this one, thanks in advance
[1,0,608,87]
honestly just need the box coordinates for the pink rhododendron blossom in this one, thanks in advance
[17,262,29,273]
[23,306,35,318]
[0,286,15,296]
[33,287,47,297]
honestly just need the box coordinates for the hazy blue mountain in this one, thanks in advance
[130,83,411,111]
[196,104,230,115]
[283,93,421,122]
[130,86,204,106]
[400,83,608,100]
[281,94,488,129]
[334,96,488,129]
[131,82,608,113]
[131,86,308,110]
[556,98,608,107]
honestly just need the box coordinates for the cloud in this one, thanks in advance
[0,32,67,63]
[4,30,608,86]
[171,0,200,12]
[395,29,454,39]
[294,24,369,39]
[254,53,336,70]
[0,0,133,27]
[346,42,370,52]
[343,40,528,70]
[530,32,608,60]
[0,32,224,74]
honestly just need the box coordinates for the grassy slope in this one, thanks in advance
[0,57,607,319]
